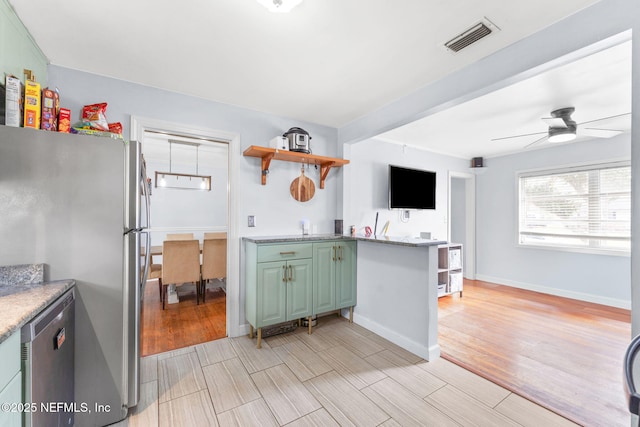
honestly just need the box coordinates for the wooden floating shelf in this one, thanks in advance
[242,145,349,189]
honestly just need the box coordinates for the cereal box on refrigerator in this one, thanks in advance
[23,78,41,129]
[4,75,22,127]
[41,88,60,131]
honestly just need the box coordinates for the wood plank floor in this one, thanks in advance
[438,279,631,427]
[141,279,227,356]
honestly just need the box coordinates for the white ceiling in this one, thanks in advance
[9,0,602,131]
[377,40,632,159]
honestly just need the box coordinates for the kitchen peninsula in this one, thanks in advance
[243,234,445,360]
[354,235,445,361]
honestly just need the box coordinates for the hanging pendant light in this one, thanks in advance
[155,140,211,191]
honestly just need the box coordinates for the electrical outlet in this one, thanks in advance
[248,215,256,227]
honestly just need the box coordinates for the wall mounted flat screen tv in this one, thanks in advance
[389,165,436,210]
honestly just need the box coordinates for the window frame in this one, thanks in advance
[516,160,631,256]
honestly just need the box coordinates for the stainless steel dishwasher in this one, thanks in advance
[21,287,75,427]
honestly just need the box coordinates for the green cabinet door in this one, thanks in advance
[312,242,337,313]
[256,261,287,327]
[286,258,313,320]
[336,241,357,309]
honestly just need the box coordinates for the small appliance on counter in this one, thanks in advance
[283,127,311,153]
[269,136,288,150]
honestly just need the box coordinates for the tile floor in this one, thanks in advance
[114,316,579,426]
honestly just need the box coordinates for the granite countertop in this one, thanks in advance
[0,263,45,286]
[242,233,355,243]
[0,279,75,344]
[243,234,446,247]
[354,235,447,247]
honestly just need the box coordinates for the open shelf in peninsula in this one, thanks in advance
[437,243,463,298]
[242,145,349,188]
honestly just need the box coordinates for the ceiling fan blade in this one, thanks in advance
[541,117,567,128]
[524,135,548,149]
[580,127,623,138]
[491,131,547,142]
[578,112,631,126]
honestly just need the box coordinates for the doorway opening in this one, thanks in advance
[448,171,475,280]
[131,116,240,356]
[140,131,228,355]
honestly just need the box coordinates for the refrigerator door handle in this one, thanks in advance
[141,230,151,292]
[140,156,151,229]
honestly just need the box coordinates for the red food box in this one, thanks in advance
[108,122,122,134]
[58,108,71,133]
[41,88,60,131]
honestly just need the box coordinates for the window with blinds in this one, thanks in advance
[518,162,631,253]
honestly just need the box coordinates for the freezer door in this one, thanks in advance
[124,140,149,409]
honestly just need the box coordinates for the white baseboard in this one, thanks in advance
[475,274,631,310]
[353,313,441,361]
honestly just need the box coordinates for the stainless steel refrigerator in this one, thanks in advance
[0,125,150,426]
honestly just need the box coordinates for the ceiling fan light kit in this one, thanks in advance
[548,126,577,143]
[493,106,629,148]
[546,107,577,143]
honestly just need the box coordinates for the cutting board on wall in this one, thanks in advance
[290,167,315,202]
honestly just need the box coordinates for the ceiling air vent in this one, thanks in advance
[444,19,498,53]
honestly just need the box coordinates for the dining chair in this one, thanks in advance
[148,263,163,302]
[161,240,201,309]
[204,232,226,240]
[200,237,227,302]
[140,248,164,302]
[166,233,195,240]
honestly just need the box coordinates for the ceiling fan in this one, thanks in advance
[492,107,631,148]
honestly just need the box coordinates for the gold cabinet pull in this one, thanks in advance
[288,265,293,282]
[332,246,336,261]
[280,251,296,255]
[338,245,343,261]
[282,265,287,282]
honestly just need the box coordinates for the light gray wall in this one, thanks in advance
[47,65,341,236]
[345,139,468,240]
[476,135,631,307]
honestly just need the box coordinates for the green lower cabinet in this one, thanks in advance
[0,332,21,427]
[313,241,357,315]
[256,261,288,326]
[312,242,337,313]
[245,239,356,348]
[285,259,313,319]
[336,241,357,309]
[256,258,312,327]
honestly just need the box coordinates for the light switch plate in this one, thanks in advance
[248,215,256,227]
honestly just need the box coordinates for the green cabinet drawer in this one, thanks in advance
[257,243,312,263]
[0,332,19,391]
